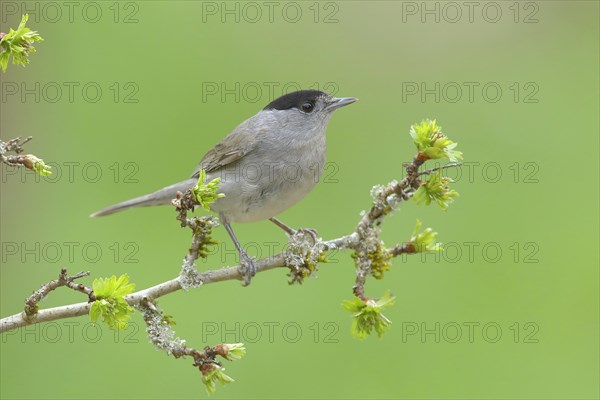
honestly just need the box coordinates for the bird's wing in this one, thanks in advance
[190,123,259,178]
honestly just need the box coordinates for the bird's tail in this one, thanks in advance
[90,178,197,217]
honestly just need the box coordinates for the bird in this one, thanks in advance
[91,90,357,285]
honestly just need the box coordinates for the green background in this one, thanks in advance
[1,1,598,399]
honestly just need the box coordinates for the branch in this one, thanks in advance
[0,234,358,333]
[23,268,93,317]
[351,152,425,299]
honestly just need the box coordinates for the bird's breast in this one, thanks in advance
[210,133,327,223]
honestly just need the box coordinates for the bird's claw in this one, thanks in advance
[239,253,256,286]
[296,228,319,245]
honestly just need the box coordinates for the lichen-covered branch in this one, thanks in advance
[173,190,220,290]
[350,155,423,300]
[1,232,361,333]
[137,298,245,393]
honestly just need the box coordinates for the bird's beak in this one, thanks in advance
[326,97,358,111]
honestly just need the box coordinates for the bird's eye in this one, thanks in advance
[301,101,315,113]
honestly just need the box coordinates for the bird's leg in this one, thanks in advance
[269,217,318,243]
[222,221,256,286]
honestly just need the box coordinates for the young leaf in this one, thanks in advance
[343,291,396,339]
[193,169,225,211]
[223,343,246,361]
[413,172,459,210]
[201,364,235,395]
[89,301,102,323]
[409,220,442,252]
[89,274,135,330]
[0,14,44,72]
[409,119,463,162]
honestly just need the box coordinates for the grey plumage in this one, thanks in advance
[90,179,197,217]
[91,90,356,223]
[90,90,357,284]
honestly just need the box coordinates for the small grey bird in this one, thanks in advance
[91,90,357,285]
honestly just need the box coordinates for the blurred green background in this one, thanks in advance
[1,1,598,399]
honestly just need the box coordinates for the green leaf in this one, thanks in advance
[192,169,225,211]
[17,155,52,176]
[31,157,52,176]
[409,119,463,162]
[0,14,44,72]
[0,52,9,71]
[112,274,136,297]
[89,274,135,330]
[92,274,135,298]
[343,291,396,339]
[342,296,365,314]
[89,302,102,323]
[223,343,246,361]
[409,220,442,252]
[413,172,459,210]
[410,119,443,151]
[202,365,234,395]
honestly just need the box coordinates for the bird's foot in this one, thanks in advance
[295,228,319,245]
[238,252,256,286]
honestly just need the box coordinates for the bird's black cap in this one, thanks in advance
[263,90,327,111]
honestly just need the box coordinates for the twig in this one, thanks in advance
[0,136,33,154]
[1,136,50,174]
[173,190,220,289]
[388,242,416,257]
[23,268,92,317]
[138,298,224,372]
[418,162,463,176]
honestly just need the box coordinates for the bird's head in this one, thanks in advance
[262,90,357,134]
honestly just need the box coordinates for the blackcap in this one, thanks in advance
[91,90,357,285]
